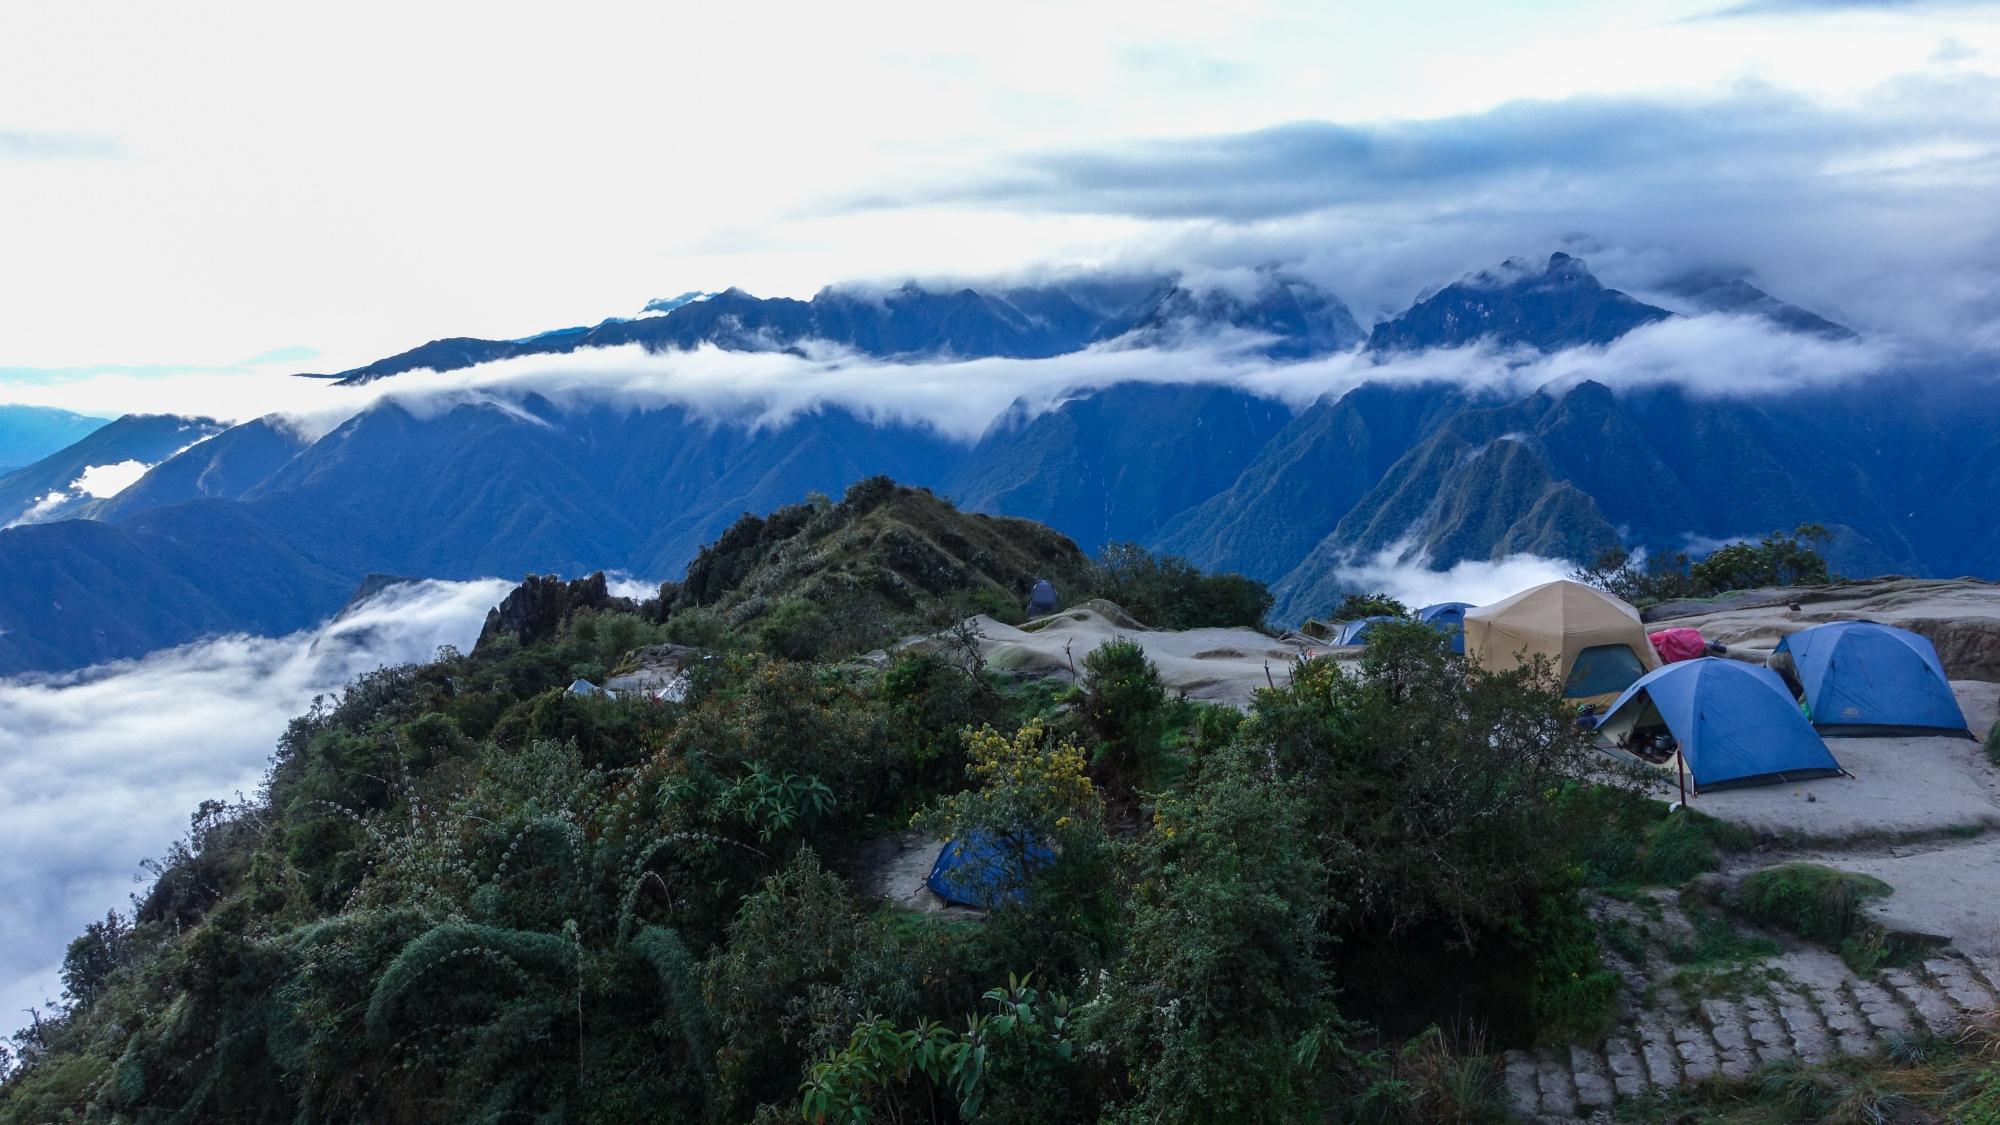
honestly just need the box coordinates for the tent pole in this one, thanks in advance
[1677,754,1688,807]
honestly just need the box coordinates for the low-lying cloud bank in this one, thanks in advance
[0,577,512,1044]
[1328,544,1579,612]
[0,305,1903,444]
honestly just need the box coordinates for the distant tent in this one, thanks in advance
[565,678,612,698]
[1649,628,1709,665]
[1595,658,1843,792]
[1776,622,1972,738]
[1418,602,1474,653]
[1464,580,1661,710]
[926,831,1055,909]
[1337,615,1401,645]
[1026,579,1059,617]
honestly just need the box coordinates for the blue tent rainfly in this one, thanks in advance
[1417,601,1474,653]
[1594,657,1844,793]
[925,831,1056,909]
[1775,621,1972,738]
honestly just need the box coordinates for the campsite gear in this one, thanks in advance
[1594,658,1844,793]
[1417,601,1474,653]
[1026,578,1059,616]
[1775,621,1973,738]
[926,831,1055,909]
[565,678,611,698]
[1648,627,1709,665]
[1463,580,1661,711]
[1336,615,1400,645]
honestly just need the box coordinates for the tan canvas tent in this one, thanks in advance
[1464,580,1661,710]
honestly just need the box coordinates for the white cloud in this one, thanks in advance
[67,459,149,498]
[0,301,1900,442]
[0,577,512,1043]
[1330,541,1578,610]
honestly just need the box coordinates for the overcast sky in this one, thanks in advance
[2,0,1997,390]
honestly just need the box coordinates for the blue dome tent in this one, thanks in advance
[1417,602,1474,653]
[926,831,1055,909]
[1337,615,1401,645]
[1775,622,1971,738]
[1594,658,1844,793]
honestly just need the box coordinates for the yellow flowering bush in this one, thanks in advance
[917,720,1100,846]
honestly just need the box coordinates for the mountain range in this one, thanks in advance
[3,252,1994,674]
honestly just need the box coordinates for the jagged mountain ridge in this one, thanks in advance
[1367,252,1673,352]
[316,267,1366,385]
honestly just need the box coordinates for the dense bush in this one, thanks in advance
[1085,541,1272,629]
[1327,591,1409,621]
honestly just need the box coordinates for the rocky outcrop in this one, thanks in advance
[474,572,626,652]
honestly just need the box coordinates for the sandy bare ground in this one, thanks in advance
[1664,681,2000,837]
[959,600,1342,709]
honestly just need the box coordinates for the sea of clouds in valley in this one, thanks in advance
[0,578,512,1043]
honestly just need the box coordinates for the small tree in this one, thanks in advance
[1689,524,1833,592]
[1077,639,1168,785]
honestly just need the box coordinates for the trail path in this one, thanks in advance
[1505,889,2000,1122]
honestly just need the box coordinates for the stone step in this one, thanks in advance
[1569,1045,1615,1110]
[1741,993,1795,1065]
[1671,1019,1721,1082]
[1771,986,1836,1065]
[1635,1015,1682,1089]
[1924,956,2000,1017]
[1882,966,1961,1035]
[1802,982,1875,1057]
[1698,997,1759,1078]
[1847,976,1913,1037]
[1601,1035,1647,1100]
[1503,1049,1541,1118]
[1535,1049,1580,1118]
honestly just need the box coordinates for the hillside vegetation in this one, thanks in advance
[3,479,1694,1124]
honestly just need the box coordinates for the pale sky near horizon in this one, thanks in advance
[3,0,1998,395]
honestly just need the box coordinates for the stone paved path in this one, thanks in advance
[1502,891,2000,1122]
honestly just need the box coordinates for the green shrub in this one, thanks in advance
[1084,542,1272,629]
[1985,722,2000,768]
[1729,863,1891,951]
[1328,591,1408,621]
[1077,639,1169,785]
[757,596,834,661]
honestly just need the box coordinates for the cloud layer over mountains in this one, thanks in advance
[0,302,1901,444]
[0,578,510,1040]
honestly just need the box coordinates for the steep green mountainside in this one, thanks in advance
[659,476,1093,653]
[0,479,1678,1125]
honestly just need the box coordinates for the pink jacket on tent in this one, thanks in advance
[1649,627,1708,664]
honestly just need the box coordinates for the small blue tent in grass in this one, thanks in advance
[926,831,1056,909]
[1337,615,1401,645]
[1775,622,1972,738]
[1418,602,1474,653]
[1595,658,1844,793]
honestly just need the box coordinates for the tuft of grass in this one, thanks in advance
[1636,808,1756,887]
[1729,863,1890,944]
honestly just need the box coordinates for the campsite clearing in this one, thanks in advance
[955,600,1338,708]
